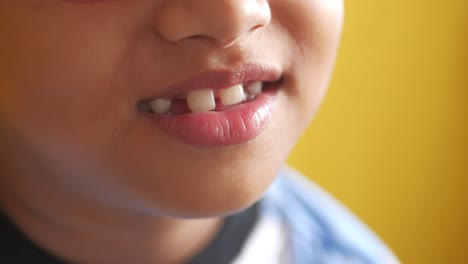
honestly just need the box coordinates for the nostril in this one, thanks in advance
[153,0,272,46]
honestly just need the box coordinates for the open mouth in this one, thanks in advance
[138,64,283,147]
[139,80,278,115]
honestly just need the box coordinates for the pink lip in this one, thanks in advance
[141,63,282,147]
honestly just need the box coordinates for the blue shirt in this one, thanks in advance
[231,167,400,264]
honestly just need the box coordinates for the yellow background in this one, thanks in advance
[287,1,468,263]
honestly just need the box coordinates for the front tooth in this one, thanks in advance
[149,98,171,114]
[219,84,245,106]
[187,89,216,112]
[246,81,262,95]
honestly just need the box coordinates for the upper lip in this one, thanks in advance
[145,63,282,100]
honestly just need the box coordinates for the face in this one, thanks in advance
[0,0,343,217]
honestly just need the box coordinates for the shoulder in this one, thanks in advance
[260,167,400,264]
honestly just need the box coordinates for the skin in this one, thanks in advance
[0,0,343,263]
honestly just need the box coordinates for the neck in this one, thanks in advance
[0,175,222,264]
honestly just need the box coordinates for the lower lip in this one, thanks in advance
[142,90,278,147]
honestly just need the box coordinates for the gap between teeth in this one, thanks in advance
[149,82,263,114]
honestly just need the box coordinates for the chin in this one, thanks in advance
[122,147,283,219]
[177,167,279,218]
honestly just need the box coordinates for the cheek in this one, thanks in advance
[0,4,135,152]
[293,0,344,46]
[272,0,343,118]
[272,0,344,61]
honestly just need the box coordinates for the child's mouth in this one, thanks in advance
[139,81,276,115]
[138,63,282,147]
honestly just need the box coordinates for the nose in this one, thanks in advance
[154,0,271,46]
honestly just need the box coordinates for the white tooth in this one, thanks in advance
[246,81,262,95]
[219,84,245,106]
[149,98,172,114]
[187,89,215,112]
